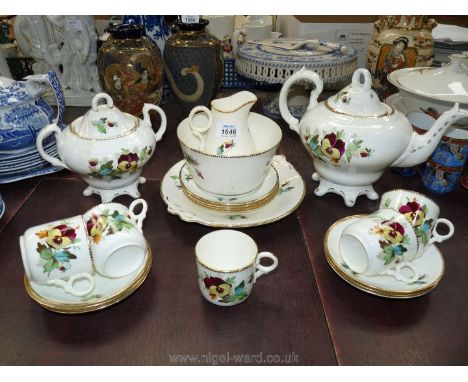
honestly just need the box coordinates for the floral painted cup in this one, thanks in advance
[380,189,455,257]
[20,216,95,297]
[195,230,278,306]
[83,199,148,278]
[339,209,420,284]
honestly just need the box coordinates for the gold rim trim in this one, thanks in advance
[179,137,281,159]
[24,246,153,314]
[324,215,445,298]
[196,257,256,274]
[382,189,442,212]
[324,99,394,118]
[179,165,279,212]
[160,160,306,228]
[70,115,141,141]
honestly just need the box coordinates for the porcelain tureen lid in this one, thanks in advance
[71,93,138,139]
[325,68,390,117]
[387,53,468,104]
[0,76,44,107]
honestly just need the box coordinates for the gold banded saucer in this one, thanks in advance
[324,215,445,299]
[24,245,153,314]
[179,163,279,212]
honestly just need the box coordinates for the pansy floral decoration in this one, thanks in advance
[202,274,250,303]
[117,152,139,172]
[86,213,109,244]
[35,223,81,275]
[399,198,433,245]
[372,220,411,265]
[320,132,346,164]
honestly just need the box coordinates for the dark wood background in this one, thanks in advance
[0,89,467,365]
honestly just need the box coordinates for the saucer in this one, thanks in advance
[161,155,305,228]
[324,215,445,298]
[179,163,279,212]
[24,245,153,314]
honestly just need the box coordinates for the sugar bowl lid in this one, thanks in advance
[71,93,138,139]
[325,69,391,117]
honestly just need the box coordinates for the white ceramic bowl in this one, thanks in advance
[387,54,468,126]
[177,112,282,196]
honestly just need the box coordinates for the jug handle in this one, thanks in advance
[188,106,213,152]
[279,67,323,134]
[36,123,69,169]
[25,70,65,127]
[128,198,148,230]
[142,104,167,143]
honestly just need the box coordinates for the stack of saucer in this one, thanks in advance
[325,189,453,298]
[0,138,62,184]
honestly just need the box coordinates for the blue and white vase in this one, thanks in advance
[0,70,64,152]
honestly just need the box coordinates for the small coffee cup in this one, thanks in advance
[380,189,455,256]
[339,209,420,283]
[83,199,148,278]
[195,230,278,306]
[20,215,95,297]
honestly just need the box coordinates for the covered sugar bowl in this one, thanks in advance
[36,93,166,202]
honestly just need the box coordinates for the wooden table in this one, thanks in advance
[0,90,467,366]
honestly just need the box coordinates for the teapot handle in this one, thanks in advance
[279,67,323,134]
[36,123,69,169]
[142,104,167,142]
[188,106,213,151]
[25,70,65,126]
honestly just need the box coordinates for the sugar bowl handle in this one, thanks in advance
[188,106,213,151]
[142,103,167,142]
[36,123,69,169]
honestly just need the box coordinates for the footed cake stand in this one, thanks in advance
[235,38,358,119]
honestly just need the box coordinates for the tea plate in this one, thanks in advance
[324,215,445,298]
[179,162,279,212]
[161,155,305,227]
[24,245,152,314]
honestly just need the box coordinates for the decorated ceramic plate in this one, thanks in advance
[24,245,152,314]
[161,155,305,227]
[324,215,445,298]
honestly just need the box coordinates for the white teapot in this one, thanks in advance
[37,93,166,202]
[279,68,468,206]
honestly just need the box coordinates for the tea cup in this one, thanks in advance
[380,189,455,256]
[339,209,420,283]
[20,215,95,297]
[83,199,148,278]
[195,230,278,306]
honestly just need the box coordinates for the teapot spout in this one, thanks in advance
[391,103,468,167]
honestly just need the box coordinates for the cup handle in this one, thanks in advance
[428,218,455,246]
[36,123,70,169]
[47,272,95,297]
[128,198,148,230]
[142,103,167,143]
[188,106,212,151]
[254,252,278,282]
[381,261,419,284]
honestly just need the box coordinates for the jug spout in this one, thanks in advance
[211,91,257,116]
[391,103,468,167]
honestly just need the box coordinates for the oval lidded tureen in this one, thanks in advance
[279,67,468,206]
[37,93,167,202]
[0,71,64,152]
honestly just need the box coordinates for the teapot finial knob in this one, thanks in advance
[92,93,114,111]
[351,68,372,91]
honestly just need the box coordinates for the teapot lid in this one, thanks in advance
[326,69,391,117]
[71,93,139,139]
[0,76,44,107]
